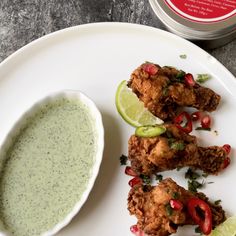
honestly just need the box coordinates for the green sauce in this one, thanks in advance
[0,98,97,236]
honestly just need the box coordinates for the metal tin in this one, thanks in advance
[149,0,236,48]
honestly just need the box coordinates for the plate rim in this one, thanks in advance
[0,22,235,82]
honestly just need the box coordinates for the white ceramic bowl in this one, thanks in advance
[0,90,104,236]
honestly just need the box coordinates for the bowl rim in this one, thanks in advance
[0,90,104,236]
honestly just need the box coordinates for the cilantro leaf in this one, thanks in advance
[155,174,163,182]
[140,174,151,185]
[179,54,187,59]
[170,142,185,151]
[119,154,127,165]
[185,168,200,180]
[196,74,211,83]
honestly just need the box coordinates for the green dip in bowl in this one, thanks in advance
[0,91,104,236]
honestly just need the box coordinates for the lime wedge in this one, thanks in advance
[115,80,163,127]
[135,125,166,138]
[209,216,236,236]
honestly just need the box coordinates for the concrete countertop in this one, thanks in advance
[0,0,235,76]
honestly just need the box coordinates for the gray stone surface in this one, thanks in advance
[0,0,235,76]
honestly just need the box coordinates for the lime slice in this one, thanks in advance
[115,80,163,127]
[209,216,236,236]
[135,125,166,138]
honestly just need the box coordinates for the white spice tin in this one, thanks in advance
[149,0,236,48]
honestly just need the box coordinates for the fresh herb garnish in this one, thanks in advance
[188,180,204,192]
[195,226,202,234]
[166,130,172,138]
[170,142,185,151]
[176,70,186,79]
[165,203,173,216]
[168,138,176,146]
[172,70,186,83]
[196,74,211,83]
[172,192,179,199]
[214,130,218,136]
[196,127,211,131]
[214,199,222,205]
[119,154,127,165]
[140,174,151,185]
[179,54,187,59]
[185,168,200,180]
[155,174,163,182]
[202,173,208,178]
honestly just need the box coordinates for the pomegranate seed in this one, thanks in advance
[223,144,231,155]
[223,157,230,169]
[128,177,142,187]
[142,63,158,75]
[130,225,145,236]
[191,111,201,121]
[184,73,196,86]
[130,225,139,234]
[170,199,183,210]
[125,166,137,177]
[201,114,211,128]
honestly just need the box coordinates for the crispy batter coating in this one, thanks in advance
[128,178,225,236]
[128,124,227,176]
[128,64,221,120]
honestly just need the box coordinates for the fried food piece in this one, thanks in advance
[128,178,225,236]
[128,124,227,176]
[128,63,221,120]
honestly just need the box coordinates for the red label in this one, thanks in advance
[165,0,236,23]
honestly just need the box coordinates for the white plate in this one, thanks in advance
[0,22,235,236]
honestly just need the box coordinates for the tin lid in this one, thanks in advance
[149,0,236,40]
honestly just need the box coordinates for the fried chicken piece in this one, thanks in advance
[128,63,221,120]
[128,178,225,236]
[128,124,227,176]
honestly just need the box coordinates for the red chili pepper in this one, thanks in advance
[223,144,231,155]
[174,112,193,133]
[142,63,158,75]
[125,166,137,177]
[201,115,211,129]
[191,111,201,121]
[128,177,142,187]
[170,199,183,210]
[184,73,196,86]
[187,198,212,235]
[223,157,230,169]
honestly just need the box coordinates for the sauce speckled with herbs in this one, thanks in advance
[0,98,97,236]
